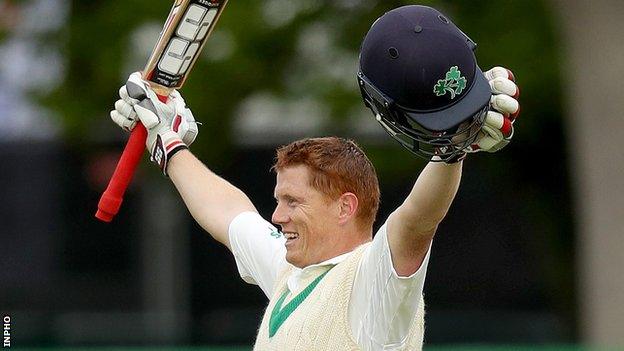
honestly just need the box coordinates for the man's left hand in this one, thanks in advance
[466,66,520,153]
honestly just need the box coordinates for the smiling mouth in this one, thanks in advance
[283,232,299,246]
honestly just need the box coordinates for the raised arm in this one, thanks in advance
[387,162,462,275]
[385,67,521,276]
[110,72,257,250]
[167,150,257,249]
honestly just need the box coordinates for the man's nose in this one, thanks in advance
[271,203,289,225]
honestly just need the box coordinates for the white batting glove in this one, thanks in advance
[110,72,198,175]
[466,66,520,153]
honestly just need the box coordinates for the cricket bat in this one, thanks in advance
[95,0,228,222]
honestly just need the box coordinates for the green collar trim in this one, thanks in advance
[268,268,332,338]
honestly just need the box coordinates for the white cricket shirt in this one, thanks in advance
[228,211,431,351]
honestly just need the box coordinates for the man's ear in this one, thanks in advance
[337,192,359,225]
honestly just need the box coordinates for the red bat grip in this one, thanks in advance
[95,123,147,222]
[95,94,168,222]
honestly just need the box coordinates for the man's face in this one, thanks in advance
[272,165,341,268]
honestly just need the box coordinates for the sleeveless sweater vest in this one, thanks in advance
[253,243,426,350]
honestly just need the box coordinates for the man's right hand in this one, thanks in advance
[110,72,198,175]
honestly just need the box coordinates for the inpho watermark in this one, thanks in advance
[3,315,10,348]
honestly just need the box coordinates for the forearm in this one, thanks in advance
[394,161,463,236]
[387,161,462,275]
[167,149,257,249]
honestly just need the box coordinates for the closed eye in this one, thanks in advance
[275,195,299,207]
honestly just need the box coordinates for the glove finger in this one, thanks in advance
[126,72,149,101]
[119,85,140,105]
[489,77,519,99]
[475,135,501,151]
[464,130,487,153]
[166,90,187,113]
[484,66,516,82]
[174,108,198,145]
[183,124,198,145]
[165,90,196,145]
[484,111,513,138]
[110,110,137,132]
[490,94,520,120]
[114,99,137,119]
[480,135,510,153]
[168,89,183,102]
[134,99,161,129]
[183,107,196,124]
[182,111,198,145]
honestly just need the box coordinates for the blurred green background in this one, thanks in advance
[1,0,622,349]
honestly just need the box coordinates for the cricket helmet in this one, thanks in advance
[358,5,491,161]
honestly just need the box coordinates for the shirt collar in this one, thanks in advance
[286,251,352,293]
[303,251,351,269]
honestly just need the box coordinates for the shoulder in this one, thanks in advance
[228,211,285,248]
[358,220,432,281]
[227,211,287,296]
[229,211,280,236]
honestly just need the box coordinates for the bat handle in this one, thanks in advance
[95,94,167,222]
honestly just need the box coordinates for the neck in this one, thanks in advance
[308,229,372,266]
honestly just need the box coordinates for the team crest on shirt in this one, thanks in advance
[269,226,282,239]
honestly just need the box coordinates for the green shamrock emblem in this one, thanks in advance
[433,66,467,99]
[269,227,283,239]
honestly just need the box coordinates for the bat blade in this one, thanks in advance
[95,0,228,222]
[143,0,228,93]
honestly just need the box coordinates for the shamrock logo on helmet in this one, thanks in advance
[433,66,467,99]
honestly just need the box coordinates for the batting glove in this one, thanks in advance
[467,66,520,153]
[110,72,198,175]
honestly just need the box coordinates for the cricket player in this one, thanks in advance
[110,5,520,350]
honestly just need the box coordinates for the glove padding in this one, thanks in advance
[110,72,198,175]
[466,66,520,153]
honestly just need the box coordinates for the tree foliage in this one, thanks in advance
[45,0,561,162]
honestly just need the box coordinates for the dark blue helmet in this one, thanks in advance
[358,5,491,161]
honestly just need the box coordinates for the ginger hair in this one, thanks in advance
[272,137,380,229]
